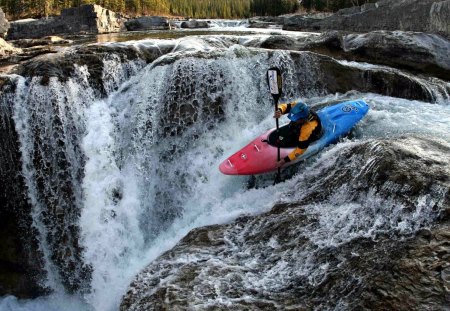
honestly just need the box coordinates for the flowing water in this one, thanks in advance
[0,24,449,311]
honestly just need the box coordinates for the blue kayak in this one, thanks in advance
[219,99,369,175]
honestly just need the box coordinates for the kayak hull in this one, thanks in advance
[219,99,369,175]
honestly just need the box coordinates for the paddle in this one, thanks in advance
[266,67,283,184]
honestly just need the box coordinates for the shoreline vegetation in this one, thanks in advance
[0,0,377,21]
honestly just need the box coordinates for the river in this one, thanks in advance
[0,21,449,311]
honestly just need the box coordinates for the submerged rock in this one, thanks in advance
[120,136,450,310]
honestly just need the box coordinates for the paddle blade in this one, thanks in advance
[267,67,282,100]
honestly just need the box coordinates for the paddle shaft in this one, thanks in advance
[274,100,281,177]
[266,67,283,183]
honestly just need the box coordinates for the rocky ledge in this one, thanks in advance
[6,4,126,41]
[120,136,450,310]
[256,30,450,81]
[284,0,450,39]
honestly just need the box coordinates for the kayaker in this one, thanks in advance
[274,100,322,168]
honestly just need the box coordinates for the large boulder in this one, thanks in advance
[0,38,21,59]
[120,136,450,310]
[284,0,450,39]
[0,8,9,38]
[430,1,450,36]
[125,16,169,31]
[9,36,73,48]
[6,4,125,40]
[180,20,210,29]
[256,31,450,81]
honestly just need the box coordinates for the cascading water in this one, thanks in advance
[0,33,449,311]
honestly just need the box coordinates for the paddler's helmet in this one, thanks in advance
[288,101,309,122]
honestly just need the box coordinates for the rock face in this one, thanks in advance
[284,0,450,38]
[9,36,73,48]
[125,16,169,31]
[6,4,125,40]
[430,0,450,36]
[180,20,210,29]
[0,77,45,298]
[0,8,9,38]
[257,31,450,82]
[120,136,450,310]
[0,38,22,59]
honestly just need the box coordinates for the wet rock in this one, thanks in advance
[120,137,450,310]
[180,20,210,29]
[286,51,449,103]
[430,0,450,37]
[248,16,286,29]
[6,4,125,40]
[10,36,73,48]
[14,42,172,96]
[0,8,9,38]
[283,0,450,39]
[0,77,45,297]
[342,31,450,81]
[0,38,22,60]
[257,31,450,81]
[125,16,169,31]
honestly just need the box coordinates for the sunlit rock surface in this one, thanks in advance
[257,31,450,81]
[125,17,169,31]
[0,8,9,38]
[6,4,125,40]
[284,0,450,39]
[121,137,450,310]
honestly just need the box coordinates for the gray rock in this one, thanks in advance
[120,136,450,310]
[0,8,9,38]
[180,20,210,29]
[0,38,21,59]
[336,6,361,15]
[256,31,450,81]
[248,16,285,28]
[430,1,450,37]
[6,4,125,40]
[125,16,169,31]
[283,15,322,31]
[342,31,450,80]
[0,76,45,298]
[10,36,73,48]
[283,0,450,38]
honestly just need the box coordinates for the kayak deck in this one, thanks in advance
[219,99,369,175]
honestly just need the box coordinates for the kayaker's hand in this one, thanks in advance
[276,159,285,168]
[274,109,282,119]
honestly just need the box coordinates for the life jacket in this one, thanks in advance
[268,111,322,148]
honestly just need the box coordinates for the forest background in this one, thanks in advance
[1,0,377,22]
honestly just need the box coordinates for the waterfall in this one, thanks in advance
[1,34,449,311]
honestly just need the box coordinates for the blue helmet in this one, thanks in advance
[288,101,309,121]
